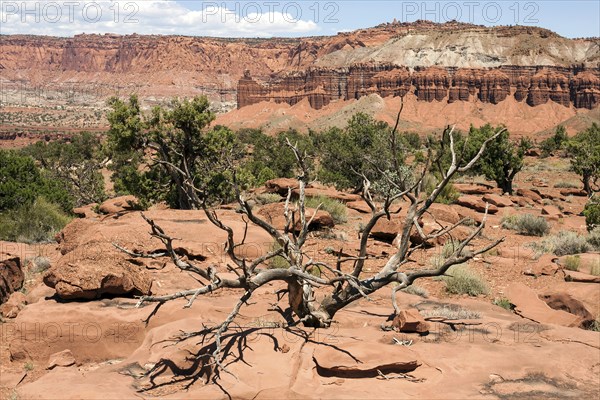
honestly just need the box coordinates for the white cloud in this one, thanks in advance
[0,1,320,37]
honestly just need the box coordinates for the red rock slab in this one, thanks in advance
[541,205,563,218]
[563,270,600,283]
[98,195,139,215]
[516,188,542,203]
[453,183,494,195]
[427,203,461,224]
[505,283,582,327]
[456,195,499,214]
[482,193,514,208]
[559,188,587,197]
[313,341,421,378]
[346,200,372,213]
[47,349,76,369]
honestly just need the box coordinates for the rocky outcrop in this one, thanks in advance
[43,259,152,300]
[0,254,24,304]
[238,65,600,110]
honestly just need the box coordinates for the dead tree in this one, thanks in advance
[118,125,504,379]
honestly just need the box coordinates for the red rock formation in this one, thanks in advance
[238,65,599,110]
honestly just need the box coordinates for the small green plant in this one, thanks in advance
[304,195,347,224]
[401,285,429,298]
[563,255,581,271]
[493,298,513,311]
[444,265,489,296]
[24,362,34,371]
[590,263,600,276]
[501,213,550,237]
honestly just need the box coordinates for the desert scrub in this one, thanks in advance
[548,231,591,256]
[444,265,489,296]
[401,285,429,298]
[304,195,347,224]
[267,242,290,269]
[554,181,579,189]
[586,227,600,249]
[531,231,593,256]
[563,255,580,271]
[0,197,71,243]
[254,193,282,205]
[501,214,550,236]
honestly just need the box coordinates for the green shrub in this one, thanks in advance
[563,255,580,271]
[444,265,489,296]
[0,197,71,243]
[0,150,73,213]
[540,125,568,157]
[501,214,550,236]
[304,195,347,224]
[423,174,460,204]
[590,263,600,276]
[268,242,290,269]
[583,195,600,232]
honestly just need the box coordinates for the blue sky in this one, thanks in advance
[1,1,598,38]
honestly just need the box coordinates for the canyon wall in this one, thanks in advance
[237,64,600,110]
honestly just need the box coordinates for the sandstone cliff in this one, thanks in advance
[0,20,598,137]
[237,64,600,110]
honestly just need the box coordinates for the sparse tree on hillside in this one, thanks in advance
[566,123,600,196]
[23,132,107,207]
[106,95,245,209]
[118,120,504,382]
[465,124,529,194]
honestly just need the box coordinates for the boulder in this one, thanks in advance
[73,203,99,218]
[313,341,420,378]
[539,292,595,328]
[392,309,430,333]
[541,205,563,219]
[47,350,76,369]
[370,218,402,242]
[482,193,514,208]
[98,195,140,214]
[346,200,371,214]
[453,183,493,195]
[264,178,300,195]
[427,203,461,224]
[456,196,498,214]
[0,291,27,318]
[43,260,152,300]
[563,270,600,283]
[510,196,531,207]
[0,254,24,304]
[559,188,587,197]
[516,188,542,203]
